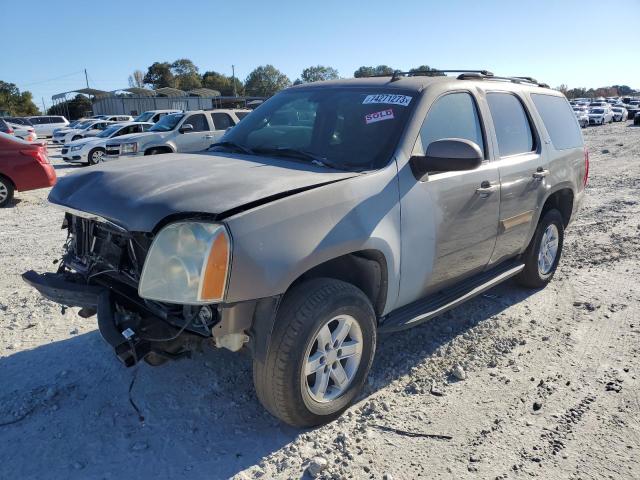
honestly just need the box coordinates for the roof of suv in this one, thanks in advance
[288,74,558,96]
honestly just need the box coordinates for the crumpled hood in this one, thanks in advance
[48,152,358,232]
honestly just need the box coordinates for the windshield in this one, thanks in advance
[134,111,154,122]
[591,109,604,114]
[218,88,416,170]
[97,125,122,138]
[150,113,184,132]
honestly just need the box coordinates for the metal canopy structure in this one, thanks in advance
[188,88,222,97]
[154,87,187,97]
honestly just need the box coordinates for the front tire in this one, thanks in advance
[88,148,105,165]
[253,278,376,427]
[0,176,15,207]
[517,209,564,288]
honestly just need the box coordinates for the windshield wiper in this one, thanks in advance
[252,147,350,171]
[209,141,255,155]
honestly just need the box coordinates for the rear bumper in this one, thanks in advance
[15,163,56,191]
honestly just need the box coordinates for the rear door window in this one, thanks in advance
[531,94,583,150]
[415,91,485,158]
[51,116,65,123]
[212,112,234,130]
[486,93,535,157]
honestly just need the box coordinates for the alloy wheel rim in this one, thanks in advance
[93,150,104,163]
[302,314,363,403]
[538,224,559,275]
[0,183,7,203]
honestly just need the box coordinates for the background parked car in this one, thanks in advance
[0,118,14,135]
[133,110,182,123]
[27,116,69,138]
[611,107,628,122]
[6,122,37,141]
[62,121,153,165]
[95,115,134,122]
[0,132,56,207]
[3,117,34,127]
[588,108,613,125]
[58,120,116,144]
[573,108,589,128]
[635,112,640,126]
[105,109,250,159]
[626,104,640,121]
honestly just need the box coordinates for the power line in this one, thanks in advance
[23,71,84,87]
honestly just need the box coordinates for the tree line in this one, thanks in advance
[556,84,638,99]
[132,61,445,97]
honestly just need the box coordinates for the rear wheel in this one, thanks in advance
[253,278,376,427]
[88,148,105,165]
[517,209,564,288]
[0,176,15,207]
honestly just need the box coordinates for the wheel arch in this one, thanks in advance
[541,186,574,227]
[144,145,174,155]
[287,249,389,318]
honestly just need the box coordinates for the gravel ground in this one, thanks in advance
[1,122,639,479]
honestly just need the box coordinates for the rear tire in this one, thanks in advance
[0,176,15,207]
[517,209,564,288]
[253,278,376,427]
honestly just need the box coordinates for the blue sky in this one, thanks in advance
[2,0,639,109]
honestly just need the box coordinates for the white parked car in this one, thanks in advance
[27,115,69,138]
[61,122,153,165]
[6,122,38,141]
[91,114,134,122]
[133,109,182,123]
[572,109,589,128]
[105,109,250,159]
[588,108,613,125]
[611,107,628,122]
[57,120,116,145]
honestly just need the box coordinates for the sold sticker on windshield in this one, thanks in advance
[365,109,394,124]
[363,94,412,106]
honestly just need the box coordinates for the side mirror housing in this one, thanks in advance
[179,123,194,134]
[410,138,483,181]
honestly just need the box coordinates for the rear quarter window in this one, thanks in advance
[531,94,583,150]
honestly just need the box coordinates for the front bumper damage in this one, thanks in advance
[22,269,203,367]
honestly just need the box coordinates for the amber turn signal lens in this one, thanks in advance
[200,231,230,301]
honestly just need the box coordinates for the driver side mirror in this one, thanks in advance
[410,138,483,181]
[179,124,194,134]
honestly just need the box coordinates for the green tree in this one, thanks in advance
[299,65,339,83]
[47,94,92,120]
[353,65,394,78]
[143,62,175,89]
[244,65,291,97]
[409,65,445,76]
[171,58,201,91]
[202,71,244,96]
[0,81,39,116]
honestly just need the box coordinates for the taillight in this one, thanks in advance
[20,148,49,164]
[6,127,14,135]
[583,147,589,187]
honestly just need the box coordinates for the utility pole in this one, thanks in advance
[84,69,90,89]
[41,97,46,114]
[232,65,237,97]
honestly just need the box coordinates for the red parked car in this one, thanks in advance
[0,132,57,207]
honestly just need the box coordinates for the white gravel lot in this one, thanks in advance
[1,122,639,479]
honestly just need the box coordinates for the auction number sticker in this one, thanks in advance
[363,94,412,106]
[365,109,394,124]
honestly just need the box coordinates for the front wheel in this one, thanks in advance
[517,209,564,288]
[88,148,105,165]
[253,278,376,427]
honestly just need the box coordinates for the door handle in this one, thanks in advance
[476,181,498,197]
[532,168,549,180]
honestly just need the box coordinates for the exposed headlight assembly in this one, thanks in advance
[138,222,231,304]
[121,142,138,154]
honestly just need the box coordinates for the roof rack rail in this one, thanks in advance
[458,72,549,88]
[388,69,494,81]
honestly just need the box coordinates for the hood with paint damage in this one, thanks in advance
[48,152,357,232]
